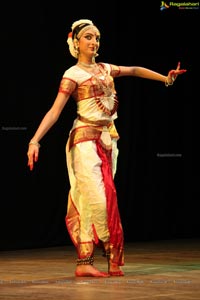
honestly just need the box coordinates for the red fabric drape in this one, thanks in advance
[96,141,124,265]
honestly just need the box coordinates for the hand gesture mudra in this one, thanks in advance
[165,62,187,86]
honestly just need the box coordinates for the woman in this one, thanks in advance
[27,19,187,277]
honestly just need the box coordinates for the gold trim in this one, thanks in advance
[68,124,119,151]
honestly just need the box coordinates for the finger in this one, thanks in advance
[178,69,187,74]
[176,61,181,70]
[27,161,34,171]
[27,153,34,171]
[34,154,38,162]
[174,69,187,75]
[29,164,34,171]
[170,69,186,76]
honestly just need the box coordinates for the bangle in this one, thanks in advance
[165,77,173,87]
[29,141,41,148]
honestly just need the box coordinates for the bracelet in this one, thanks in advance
[29,141,41,148]
[165,77,173,87]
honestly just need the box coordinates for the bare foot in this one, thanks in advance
[75,265,109,277]
[109,262,124,276]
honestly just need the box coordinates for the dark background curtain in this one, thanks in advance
[0,2,198,250]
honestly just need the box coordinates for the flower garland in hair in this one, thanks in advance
[67,32,78,58]
[71,19,93,32]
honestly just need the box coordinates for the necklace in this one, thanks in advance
[93,64,118,116]
[94,65,112,97]
[77,62,118,116]
[78,61,96,68]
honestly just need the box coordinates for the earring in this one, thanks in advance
[74,40,79,55]
[74,46,79,56]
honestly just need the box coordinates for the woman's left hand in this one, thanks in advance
[167,61,187,85]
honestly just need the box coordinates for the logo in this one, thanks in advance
[160,1,199,11]
[160,1,170,10]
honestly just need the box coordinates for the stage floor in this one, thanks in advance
[0,239,200,299]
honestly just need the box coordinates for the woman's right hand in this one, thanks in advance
[27,142,40,171]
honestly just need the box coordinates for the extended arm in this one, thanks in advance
[118,62,187,86]
[27,92,70,170]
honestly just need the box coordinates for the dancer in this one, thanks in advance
[27,19,187,277]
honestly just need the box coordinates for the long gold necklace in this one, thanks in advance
[93,64,118,116]
[94,64,112,97]
[77,62,118,116]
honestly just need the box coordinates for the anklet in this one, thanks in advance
[76,256,94,265]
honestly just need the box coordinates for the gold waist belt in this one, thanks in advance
[77,115,112,127]
[68,116,119,151]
